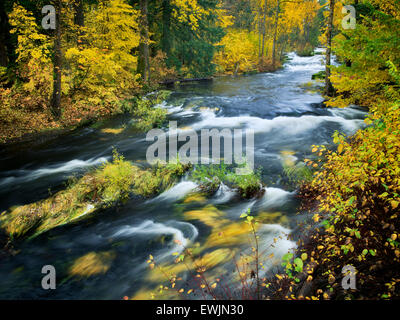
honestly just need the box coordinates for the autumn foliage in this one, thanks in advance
[279,0,400,300]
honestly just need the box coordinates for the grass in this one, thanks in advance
[191,162,264,199]
[132,90,171,131]
[0,151,191,242]
[311,71,326,80]
[283,162,313,187]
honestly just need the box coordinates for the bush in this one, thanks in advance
[283,162,313,187]
[311,71,325,80]
[95,150,134,204]
[191,163,263,199]
[294,102,400,299]
[296,45,315,57]
[132,91,170,131]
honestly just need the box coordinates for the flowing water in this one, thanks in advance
[0,51,367,299]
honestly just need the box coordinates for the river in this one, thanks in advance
[0,50,366,299]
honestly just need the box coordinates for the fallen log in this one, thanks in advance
[159,77,213,86]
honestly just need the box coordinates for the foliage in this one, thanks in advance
[326,1,400,108]
[132,160,192,197]
[149,50,179,84]
[283,162,314,186]
[65,0,142,106]
[95,150,134,204]
[8,4,52,98]
[191,162,263,199]
[280,252,308,283]
[0,151,191,241]
[1,0,144,142]
[299,100,400,299]
[132,90,170,131]
[154,0,226,78]
[213,29,259,75]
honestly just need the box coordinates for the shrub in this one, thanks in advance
[294,102,400,299]
[132,91,170,131]
[296,45,315,57]
[95,150,134,204]
[191,163,263,199]
[283,162,313,187]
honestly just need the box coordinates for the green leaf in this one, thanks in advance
[348,196,356,205]
[282,253,293,262]
[294,258,303,272]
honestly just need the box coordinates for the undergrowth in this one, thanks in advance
[191,162,264,199]
[0,150,190,242]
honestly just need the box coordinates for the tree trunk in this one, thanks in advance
[73,0,84,27]
[279,38,286,60]
[325,0,335,97]
[73,0,84,45]
[261,1,267,57]
[0,0,13,69]
[272,0,280,69]
[137,0,150,83]
[258,9,262,57]
[51,0,62,119]
[161,0,172,57]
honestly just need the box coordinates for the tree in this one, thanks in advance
[73,0,85,45]
[272,0,280,68]
[50,0,62,118]
[8,3,52,97]
[0,0,12,68]
[326,0,400,108]
[65,0,141,106]
[325,0,335,97]
[152,0,225,77]
[214,30,258,75]
[137,0,151,83]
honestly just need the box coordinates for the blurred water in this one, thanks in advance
[0,51,367,299]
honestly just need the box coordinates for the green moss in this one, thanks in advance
[312,70,326,80]
[132,161,192,197]
[132,90,171,131]
[0,151,191,241]
[283,162,313,187]
[191,163,263,199]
